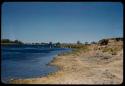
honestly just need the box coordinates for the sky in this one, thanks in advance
[2,2,123,43]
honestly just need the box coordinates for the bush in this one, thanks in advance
[102,47,119,55]
[98,39,108,45]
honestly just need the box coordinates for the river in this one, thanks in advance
[1,45,72,83]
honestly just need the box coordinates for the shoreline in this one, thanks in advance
[10,45,123,84]
[2,48,72,83]
[9,49,75,84]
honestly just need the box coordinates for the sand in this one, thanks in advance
[10,46,123,84]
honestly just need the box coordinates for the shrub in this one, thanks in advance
[98,39,108,45]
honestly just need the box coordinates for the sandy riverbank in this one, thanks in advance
[10,43,123,84]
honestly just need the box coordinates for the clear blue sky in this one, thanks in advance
[2,2,123,43]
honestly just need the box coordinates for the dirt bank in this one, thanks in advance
[10,45,123,84]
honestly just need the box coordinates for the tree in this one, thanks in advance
[98,39,108,45]
[35,43,39,45]
[91,41,96,44]
[32,43,35,45]
[1,39,23,44]
[56,42,61,48]
[1,39,10,43]
[14,40,23,44]
[14,40,19,43]
[116,38,123,41]
[49,42,53,48]
[77,41,81,45]
[85,42,88,45]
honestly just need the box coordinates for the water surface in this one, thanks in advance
[1,45,72,83]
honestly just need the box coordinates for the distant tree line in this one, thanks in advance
[1,39,23,44]
[2,38,122,48]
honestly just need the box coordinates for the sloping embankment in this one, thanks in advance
[10,39,123,84]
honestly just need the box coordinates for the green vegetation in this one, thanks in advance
[98,39,109,45]
[1,39,23,44]
[102,46,122,55]
[58,44,90,56]
[102,48,115,55]
[91,41,97,44]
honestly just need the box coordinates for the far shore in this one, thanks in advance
[1,43,18,45]
[10,40,123,84]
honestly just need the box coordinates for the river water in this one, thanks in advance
[1,45,72,83]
